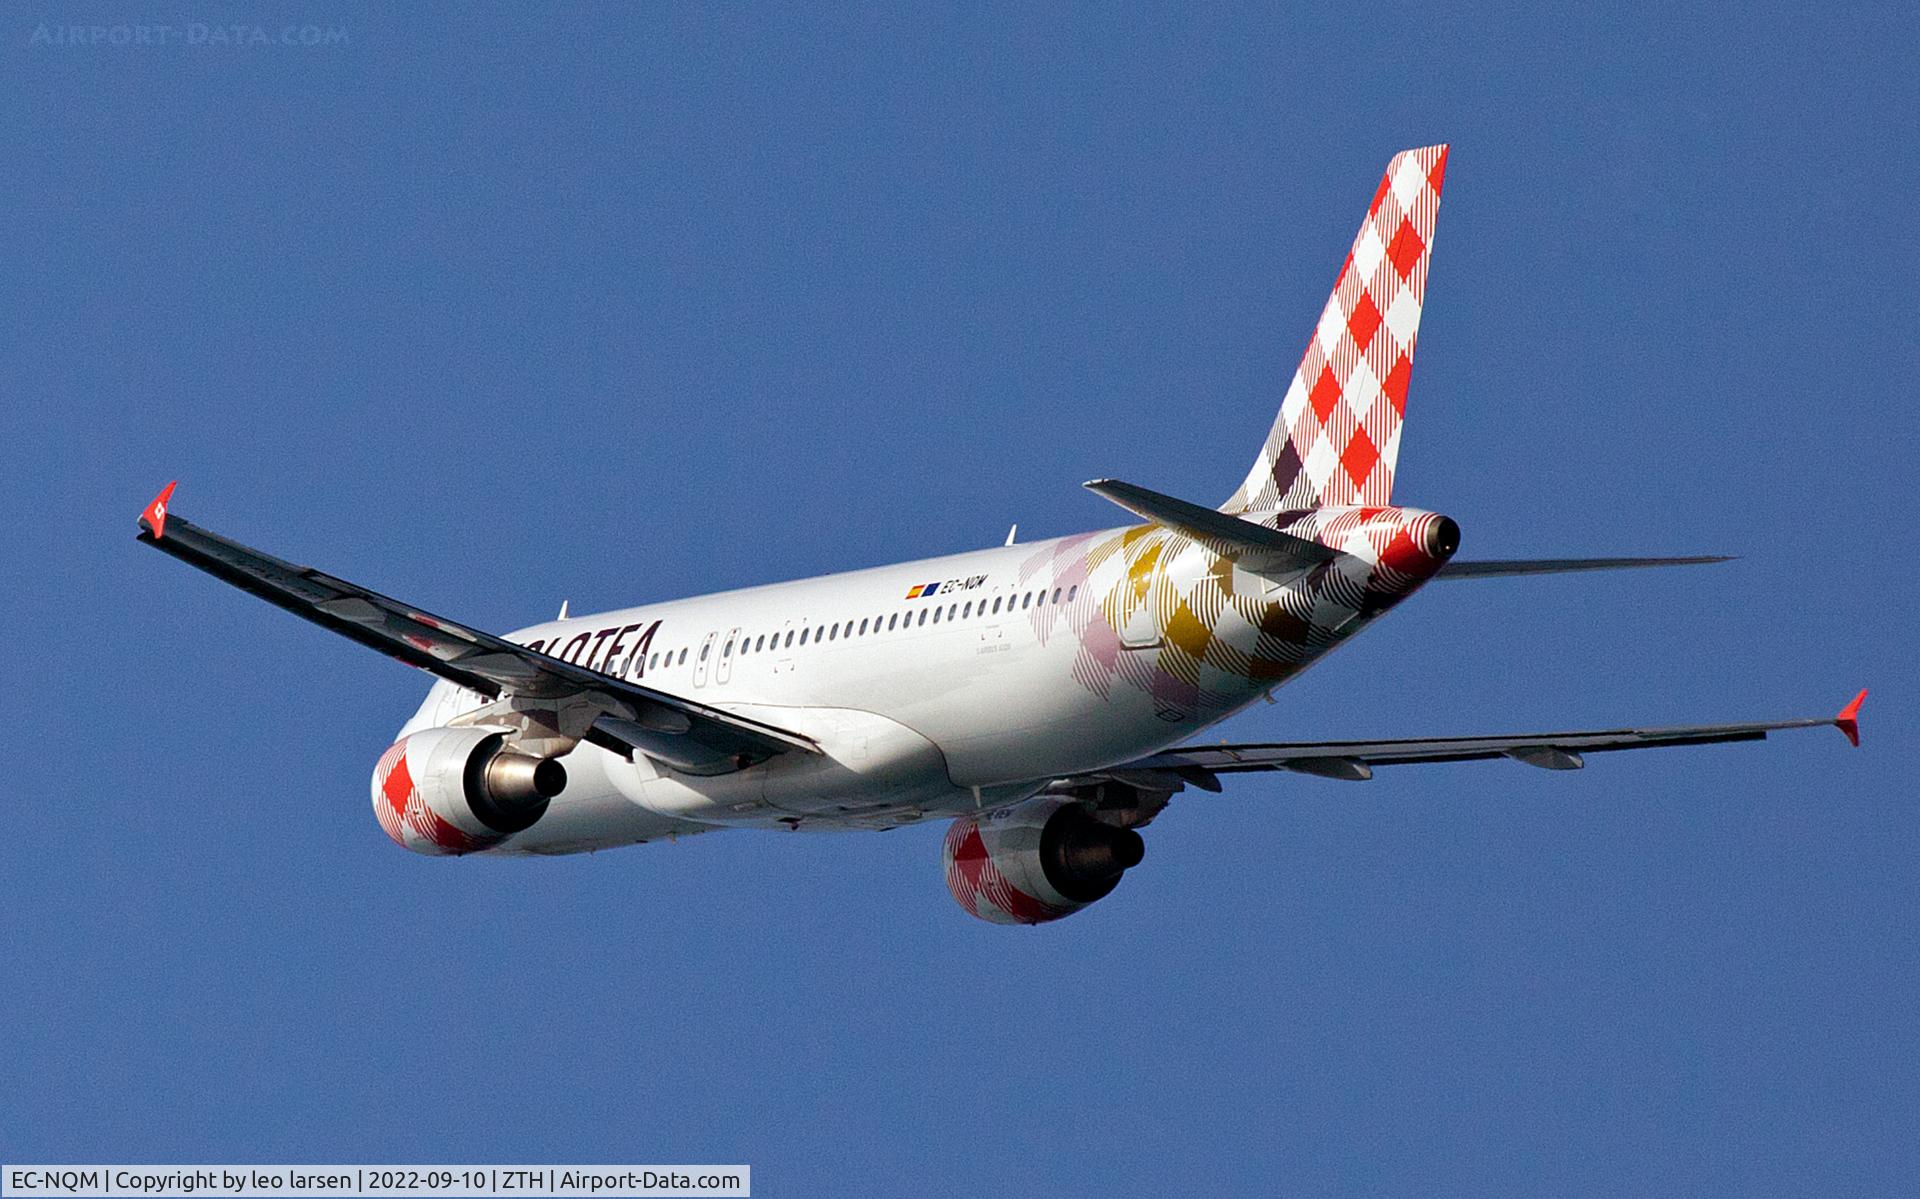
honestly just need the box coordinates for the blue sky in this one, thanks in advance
[3,3,1914,1194]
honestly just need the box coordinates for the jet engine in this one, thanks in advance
[942,797,1145,924]
[371,727,566,855]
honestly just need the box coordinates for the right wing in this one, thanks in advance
[1067,691,1867,790]
[135,482,818,775]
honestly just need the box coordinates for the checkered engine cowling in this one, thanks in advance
[371,726,546,856]
[942,799,1144,925]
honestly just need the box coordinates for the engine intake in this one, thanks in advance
[943,798,1145,924]
[373,727,566,855]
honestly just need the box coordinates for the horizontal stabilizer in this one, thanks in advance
[1437,555,1733,580]
[1084,478,1335,577]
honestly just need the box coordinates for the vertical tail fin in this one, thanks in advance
[1223,145,1449,513]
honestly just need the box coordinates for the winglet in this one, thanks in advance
[139,481,179,540]
[1834,688,1867,748]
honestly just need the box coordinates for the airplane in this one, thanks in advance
[137,144,1866,924]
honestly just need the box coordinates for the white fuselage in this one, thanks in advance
[399,508,1441,854]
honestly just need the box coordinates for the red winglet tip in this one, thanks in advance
[140,480,178,539]
[1834,688,1867,748]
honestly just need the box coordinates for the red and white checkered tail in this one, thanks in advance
[1223,145,1449,514]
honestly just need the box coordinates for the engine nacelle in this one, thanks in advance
[371,727,566,856]
[942,797,1145,925]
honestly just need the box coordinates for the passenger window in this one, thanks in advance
[947,604,957,620]
[700,644,711,661]
[679,648,688,665]
[800,629,810,645]
[1068,585,1078,602]
[648,653,658,670]
[917,609,928,626]
[1051,587,1061,603]
[723,639,734,657]
[962,601,972,618]
[888,613,899,630]
[829,624,838,641]
[932,607,941,624]
[784,630,795,648]
[859,618,868,635]
[756,635,766,652]
[1023,593,1033,609]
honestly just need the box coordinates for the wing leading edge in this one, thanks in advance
[1068,691,1867,790]
[135,482,819,775]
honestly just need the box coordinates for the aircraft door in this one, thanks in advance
[716,626,740,684]
[1117,555,1164,650]
[982,591,1008,648]
[692,631,718,687]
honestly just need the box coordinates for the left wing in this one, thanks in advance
[1067,691,1867,790]
[135,482,820,775]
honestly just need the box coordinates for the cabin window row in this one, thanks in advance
[643,584,1079,672]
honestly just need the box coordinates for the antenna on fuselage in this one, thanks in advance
[557,599,570,620]
[1004,524,1018,546]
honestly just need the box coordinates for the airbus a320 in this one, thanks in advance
[139,145,1865,924]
